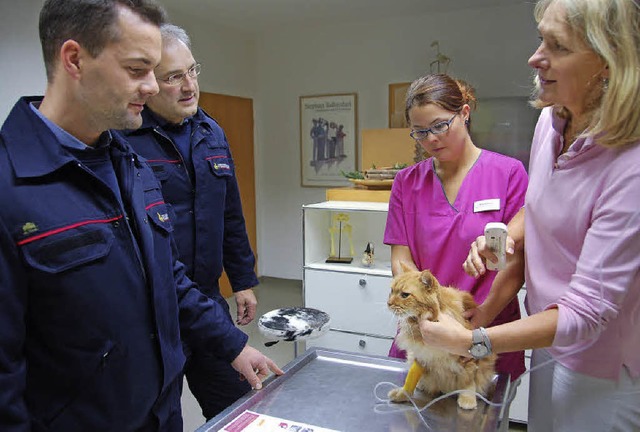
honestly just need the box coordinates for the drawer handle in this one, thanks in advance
[359,278,367,287]
[359,339,366,348]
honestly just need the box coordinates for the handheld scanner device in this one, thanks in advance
[484,222,508,271]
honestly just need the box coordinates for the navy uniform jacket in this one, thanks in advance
[0,97,248,431]
[122,107,258,310]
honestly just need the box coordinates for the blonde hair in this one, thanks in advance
[531,0,640,148]
[404,74,477,131]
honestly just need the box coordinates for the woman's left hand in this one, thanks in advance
[463,304,494,329]
[419,313,472,357]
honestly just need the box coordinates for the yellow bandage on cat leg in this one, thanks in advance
[403,360,425,394]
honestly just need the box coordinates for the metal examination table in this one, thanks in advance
[196,347,511,432]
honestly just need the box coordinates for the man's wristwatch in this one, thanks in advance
[469,327,492,359]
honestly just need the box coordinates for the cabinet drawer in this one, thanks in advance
[304,269,396,338]
[307,329,394,357]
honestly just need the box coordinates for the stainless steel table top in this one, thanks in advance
[196,347,510,432]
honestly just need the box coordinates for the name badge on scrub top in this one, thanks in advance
[473,198,500,213]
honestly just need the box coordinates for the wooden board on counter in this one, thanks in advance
[361,128,414,170]
[326,187,390,202]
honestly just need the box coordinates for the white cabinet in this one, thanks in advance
[305,270,396,338]
[302,201,395,357]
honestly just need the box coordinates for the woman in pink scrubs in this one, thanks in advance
[384,73,528,380]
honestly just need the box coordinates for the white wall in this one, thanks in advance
[1,1,538,282]
[255,3,538,279]
[0,0,46,122]
[164,7,257,98]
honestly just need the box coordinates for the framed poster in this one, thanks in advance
[300,93,358,187]
[388,82,411,128]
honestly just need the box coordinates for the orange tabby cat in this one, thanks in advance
[387,264,496,409]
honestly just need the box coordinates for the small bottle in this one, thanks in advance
[361,242,375,267]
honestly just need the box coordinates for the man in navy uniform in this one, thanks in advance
[123,24,260,419]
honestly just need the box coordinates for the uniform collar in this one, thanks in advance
[2,96,132,178]
[128,106,212,136]
[135,106,201,130]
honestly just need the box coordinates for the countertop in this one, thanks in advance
[196,347,510,432]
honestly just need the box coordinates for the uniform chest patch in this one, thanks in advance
[213,162,230,170]
[22,222,39,236]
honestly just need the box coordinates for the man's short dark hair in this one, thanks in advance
[39,0,167,82]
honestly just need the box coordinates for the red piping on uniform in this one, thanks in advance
[145,201,165,211]
[17,215,124,246]
[205,155,226,160]
[147,159,181,163]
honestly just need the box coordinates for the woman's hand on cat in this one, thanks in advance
[419,313,472,357]
[463,235,515,278]
[463,304,492,329]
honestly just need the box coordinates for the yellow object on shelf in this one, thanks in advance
[403,360,426,394]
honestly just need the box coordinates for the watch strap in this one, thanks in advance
[472,328,483,345]
[477,327,492,353]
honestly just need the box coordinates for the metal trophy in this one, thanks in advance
[326,212,354,264]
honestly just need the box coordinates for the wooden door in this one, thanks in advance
[198,92,257,298]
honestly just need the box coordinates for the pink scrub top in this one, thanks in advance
[384,150,528,379]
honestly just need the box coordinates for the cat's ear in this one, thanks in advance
[399,261,414,274]
[419,270,437,291]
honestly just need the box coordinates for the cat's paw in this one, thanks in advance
[457,392,478,410]
[388,387,410,403]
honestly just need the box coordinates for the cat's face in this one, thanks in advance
[387,269,441,321]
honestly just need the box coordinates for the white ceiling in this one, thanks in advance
[161,0,521,33]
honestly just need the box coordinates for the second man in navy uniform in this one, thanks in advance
[122,24,260,419]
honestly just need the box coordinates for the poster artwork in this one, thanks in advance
[300,93,357,187]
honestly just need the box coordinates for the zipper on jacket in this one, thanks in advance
[100,347,115,369]
[121,154,148,284]
[153,127,194,187]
